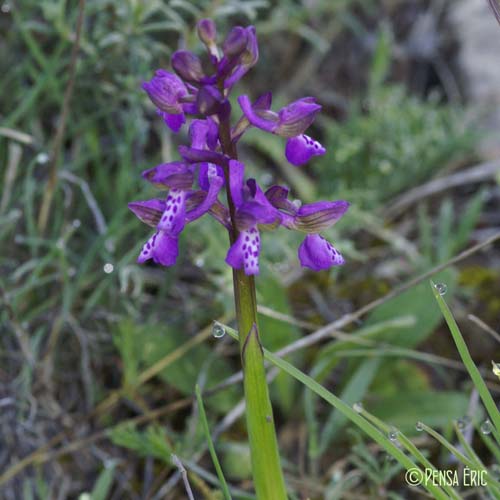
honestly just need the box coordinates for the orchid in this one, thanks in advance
[131,20,347,275]
[129,18,350,498]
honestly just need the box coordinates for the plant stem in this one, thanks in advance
[219,115,288,499]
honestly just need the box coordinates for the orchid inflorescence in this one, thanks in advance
[129,19,349,275]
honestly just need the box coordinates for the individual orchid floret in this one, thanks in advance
[225,160,281,275]
[142,70,191,132]
[238,95,326,166]
[130,172,224,267]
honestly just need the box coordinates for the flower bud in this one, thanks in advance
[171,51,205,83]
[142,70,188,114]
[197,18,217,46]
[222,27,248,58]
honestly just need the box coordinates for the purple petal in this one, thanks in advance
[137,230,179,267]
[189,119,219,150]
[160,112,185,133]
[128,199,166,227]
[298,234,344,271]
[157,189,187,236]
[198,162,225,191]
[276,98,321,137]
[264,185,299,216]
[285,134,326,166]
[142,162,193,189]
[237,95,278,133]
[185,176,224,223]
[295,200,349,232]
[225,227,261,275]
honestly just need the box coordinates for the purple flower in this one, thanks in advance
[238,95,325,166]
[263,186,349,271]
[225,160,281,275]
[132,158,224,266]
[142,70,192,132]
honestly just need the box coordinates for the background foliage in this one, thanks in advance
[1,0,500,498]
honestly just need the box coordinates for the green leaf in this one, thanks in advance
[369,391,469,434]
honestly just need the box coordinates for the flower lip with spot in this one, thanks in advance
[285,134,326,166]
[298,234,345,271]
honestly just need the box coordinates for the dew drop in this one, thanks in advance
[103,263,114,274]
[415,421,424,432]
[353,402,364,413]
[56,238,65,249]
[388,426,399,442]
[434,283,447,296]
[72,219,81,229]
[212,323,226,339]
[481,420,492,435]
[35,152,49,164]
[1,2,11,13]
[195,257,205,268]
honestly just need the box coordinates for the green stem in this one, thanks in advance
[218,113,287,499]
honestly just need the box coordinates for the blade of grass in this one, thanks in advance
[222,324,450,500]
[431,281,500,438]
[358,409,461,500]
[195,385,232,500]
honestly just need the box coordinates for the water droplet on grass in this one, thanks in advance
[353,402,364,413]
[195,257,205,268]
[434,283,447,296]
[1,3,11,13]
[103,263,114,274]
[72,219,81,228]
[212,323,226,338]
[35,152,49,164]
[481,420,492,435]
[388,426,399,441]
[415,421,423,432]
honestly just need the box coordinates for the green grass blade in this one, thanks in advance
[220,323,450,500]
[195,385,232,500]
[430,281,500,437]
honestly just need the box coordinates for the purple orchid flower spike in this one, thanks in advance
[134,18,349,275]
[225,160,281,275]
[142,70,195,132]
[238,94,326,166]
